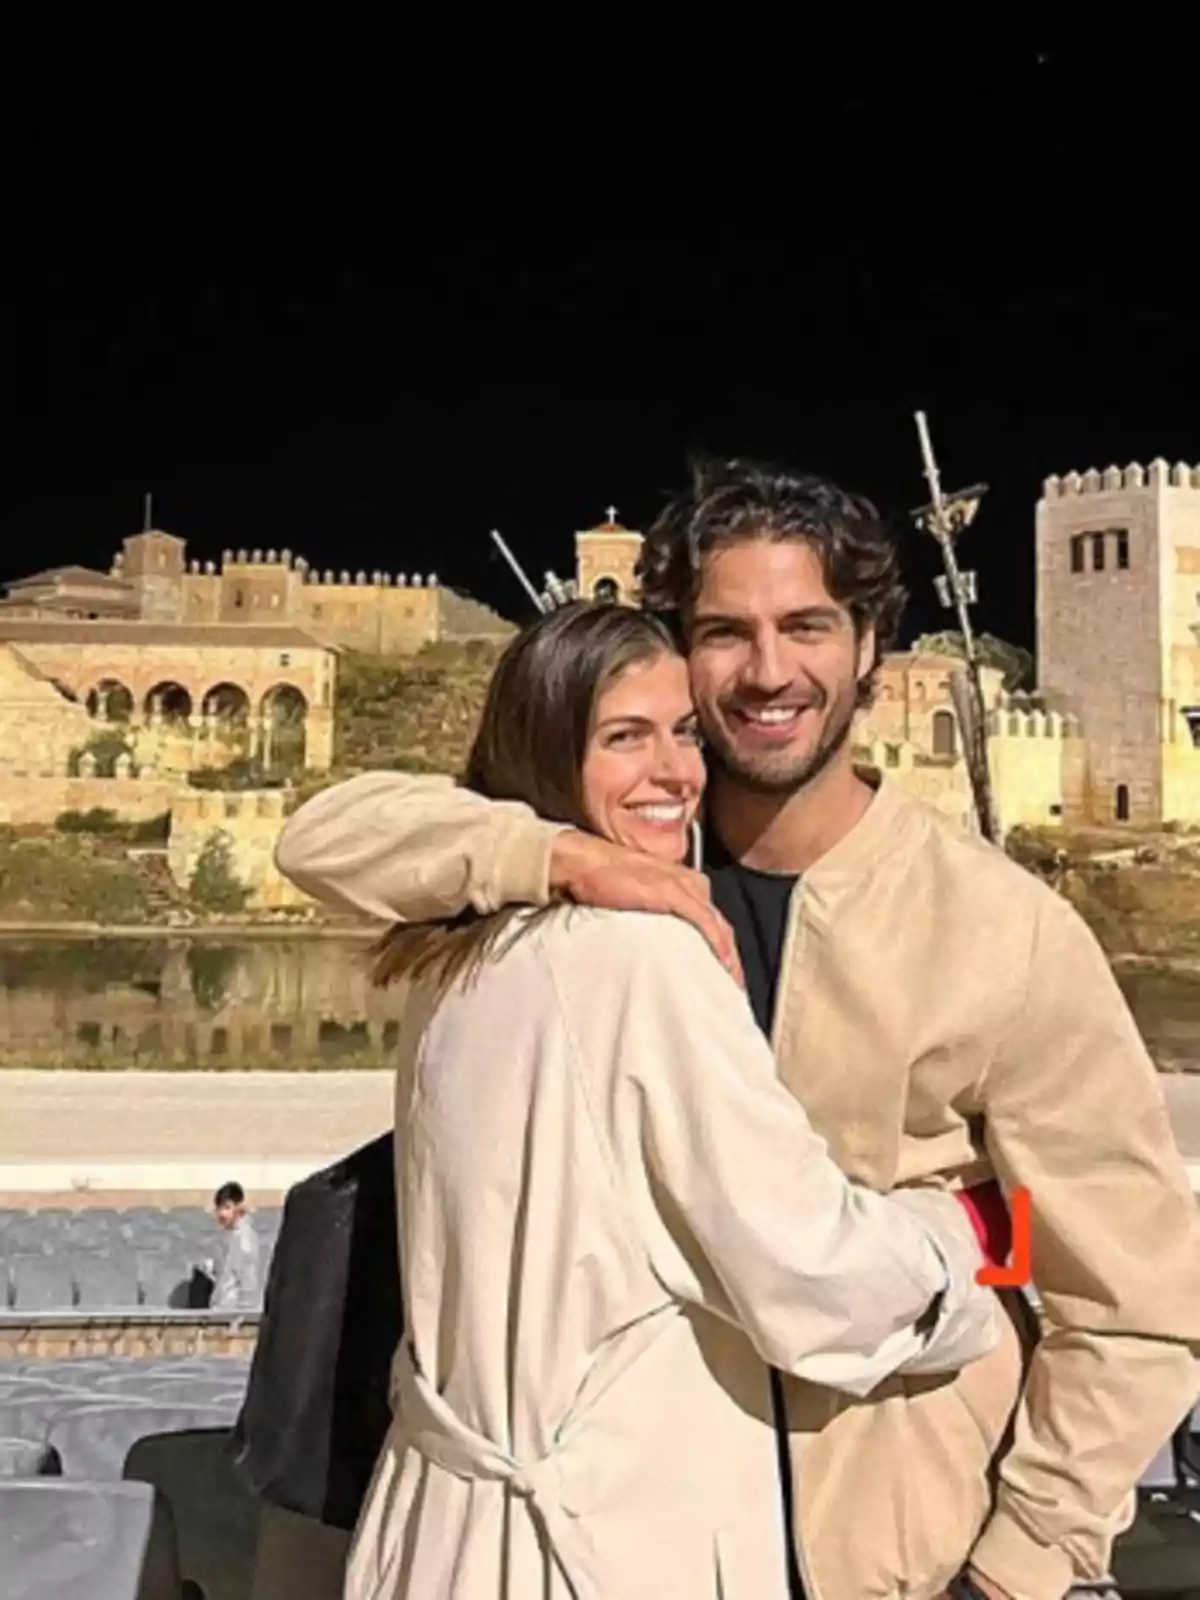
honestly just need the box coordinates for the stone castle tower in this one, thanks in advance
[1036,459,1200,825]
[117,530,186,622]
[574,511,643,604]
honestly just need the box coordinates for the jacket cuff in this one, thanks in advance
[479,815,566,912]
[970,1507,1076,1600]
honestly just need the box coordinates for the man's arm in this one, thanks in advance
[274,771,741,972]
[274,772,562,923]
[968,890,1200,1600]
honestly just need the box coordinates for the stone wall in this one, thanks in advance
[866,654,1007,757]
[132,720,246,778]
[987,701,1086,830]
[0,644,95,777]
[1163,739,1200,827]
[0,774,177,826]
[167,790,312,909]
[1163,475,1200,822]
[858,741,976,830]
[174,549,515,654]
[0,1314,258,1362]
[858,677,1084,835]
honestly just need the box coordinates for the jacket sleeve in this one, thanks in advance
[969,890,1200,1600]
[273,771,565,923]
[560,914,1000,1401]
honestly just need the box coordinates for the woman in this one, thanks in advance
[346,603,999,1600]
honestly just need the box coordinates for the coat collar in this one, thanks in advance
[701,768,920,897]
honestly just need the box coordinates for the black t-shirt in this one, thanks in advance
[704,834,806,1598]
[705,831,799,1037]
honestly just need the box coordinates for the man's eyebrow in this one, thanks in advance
[691,604,844,624]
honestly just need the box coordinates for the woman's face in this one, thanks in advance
[580,651,705,864]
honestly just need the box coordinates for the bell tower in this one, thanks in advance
[574,508,643,605]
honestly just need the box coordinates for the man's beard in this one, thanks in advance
[701,683,859,796]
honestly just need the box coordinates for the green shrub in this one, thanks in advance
[187,831,251,914]
[0,835,156,924]
[188,758,284,791]
[73,864,157,925]
[68,732,135,778]
[56,808,122,835]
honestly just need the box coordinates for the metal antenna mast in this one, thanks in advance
[909,412,999,843]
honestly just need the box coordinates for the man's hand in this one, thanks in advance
[550,829,744,985]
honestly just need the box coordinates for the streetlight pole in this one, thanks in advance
[910,411,1000,844]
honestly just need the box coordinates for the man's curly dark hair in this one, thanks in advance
[636,456,907,707]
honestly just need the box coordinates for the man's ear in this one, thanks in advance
[855,621,877,688]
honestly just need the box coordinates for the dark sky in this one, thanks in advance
[21,53,1196,655]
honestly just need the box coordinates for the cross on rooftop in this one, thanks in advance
[606,505,618,524]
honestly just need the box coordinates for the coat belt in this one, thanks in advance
[390,1342,598,1600]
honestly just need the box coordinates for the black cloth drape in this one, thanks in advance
[231,1131,402,1530]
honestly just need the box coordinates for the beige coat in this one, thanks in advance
[278,772,1200,1600]
[343,908,997,1600]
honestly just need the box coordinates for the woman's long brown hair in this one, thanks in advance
[369,602,680,999]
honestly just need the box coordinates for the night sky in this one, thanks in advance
[22,54,1195,656]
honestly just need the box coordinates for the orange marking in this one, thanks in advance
[976,1185,1032,1287]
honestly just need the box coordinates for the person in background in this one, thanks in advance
[211,1180,262,1312]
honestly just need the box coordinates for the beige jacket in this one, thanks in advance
[278,772,1200,1600]
[344,907,998,1600]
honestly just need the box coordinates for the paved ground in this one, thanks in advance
[0,1070,394,1162]
[0,1070,394,1204]
[0,1069,1196,1205]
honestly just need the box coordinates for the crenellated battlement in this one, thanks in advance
[987,694,1082,742]
[173,788,288,824]
[301,569,439,589]
[1042,459,1200,498]
[207,548,441,589]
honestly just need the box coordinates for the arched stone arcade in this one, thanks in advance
[0,623,338,774]
[61,670,320,775]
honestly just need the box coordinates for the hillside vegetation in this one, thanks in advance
[1007,824,1200,961]
[0,828,168,924]
[331,641,501,778]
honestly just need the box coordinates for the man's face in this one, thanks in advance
[215,1201,239,1231]
[686,538,873,794]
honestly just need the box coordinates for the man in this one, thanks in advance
[210,1179,262,1313]
[274,458,1200,1600]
